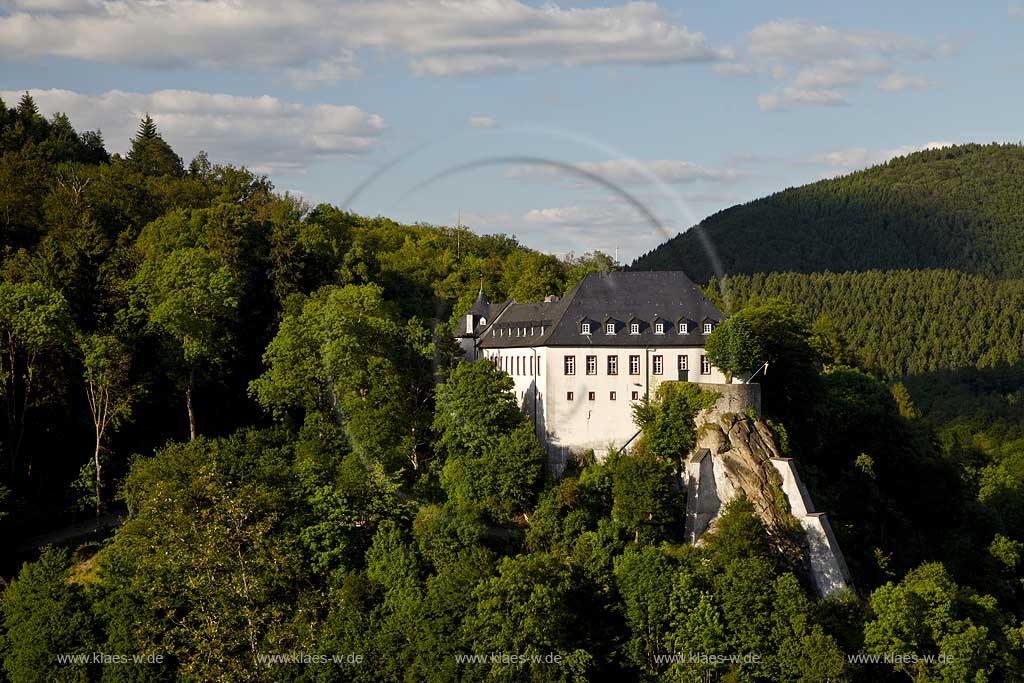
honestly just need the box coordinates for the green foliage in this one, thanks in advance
[632,380,719,461]
[5,103,1024,683]
[433,358,522,461]
[610,452,677,544]
[864,562,1014,681]
[0,548,96,683]
[704,313,765,379]
[0,280,73,475]
[251,283,432,474]
[705,270,1024,379]
[635,143,1024,279]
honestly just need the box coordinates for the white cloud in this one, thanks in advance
[0,0,728,83]
[734,20,947,110]
[509,158,741,185]
[749,20,938,61]
[877,72,934,92]
[813,148,870,172]
[712,62,754,77]
[758,87,846,111]
[879,140,954,161]
[467,115,498,128]
[812,141,955,175]
[286,52,362,90]
[2,88,386,174]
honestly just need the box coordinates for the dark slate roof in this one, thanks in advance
[474,271,723,349]
[469,288,490,317]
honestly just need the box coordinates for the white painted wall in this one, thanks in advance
[482,344,730,461]
[544,345,728,457]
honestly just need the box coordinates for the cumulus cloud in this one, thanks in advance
[467,115,498,128]
[509,159,741,186]
[735,20,947,110]
[2,88,386,174]
[0,0,728,83]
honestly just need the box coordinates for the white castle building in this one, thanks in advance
[455,271,732,464]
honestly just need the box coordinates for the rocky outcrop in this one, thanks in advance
[685,412,852,597]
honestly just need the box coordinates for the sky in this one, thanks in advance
[1,0,1021,263]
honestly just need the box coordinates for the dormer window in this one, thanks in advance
[606,322,615,335]
[679,322,688,334]
[581,322,591,335]
[655,322,665,334]
[630,322,640,335]
[703,322,713,335]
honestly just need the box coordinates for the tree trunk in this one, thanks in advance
[94,430,102,519]
[186,368,197,441]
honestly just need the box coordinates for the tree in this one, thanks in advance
[563,250,617,292]
[614,545,675,675]
[610,452,676,543]
[132,248,239,440]
[80,334,138,517]
[433,358,522,462]
[250,283,432,474]
[0,548,96,683]
[704,313,765,381]
[439,420,545,522]
[864,562,1006,681]
[632,381,719,462]
[94,430,305,682]
[0,281,73,476]
[127,114,183,178]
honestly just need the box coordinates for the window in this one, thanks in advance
[678,354,688,371]
[564,356,575,375]
[653,355,663,375]
[605,322,615,335]
[703,322,713,335]
[581,322,591,334]
[516,356,520,375]
[631,391,639,400]
[586,355,597,375]
[679,322,688,334]
[629,355,640,375]
[529,356,534,375]
[588,391,596,401]
[567,391,574,401]
[607,355,618,375]
[701,354,711,375]
[655,322,664,334]
[609,391,617,401]
[630,322,640,335]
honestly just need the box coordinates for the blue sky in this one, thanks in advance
[1,0,1021,262]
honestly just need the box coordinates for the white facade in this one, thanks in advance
[481,344,729,461]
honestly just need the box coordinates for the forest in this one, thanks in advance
[632,143,1024,280]
[1,96,1024,682]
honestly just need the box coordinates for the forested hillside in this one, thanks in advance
[3,98,1024,682]
[705,270,1024,378]
[0,92,606,544]
[633,143,1024,280]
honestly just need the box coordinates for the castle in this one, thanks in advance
[455,270,851,597]
[455,270,735,465]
